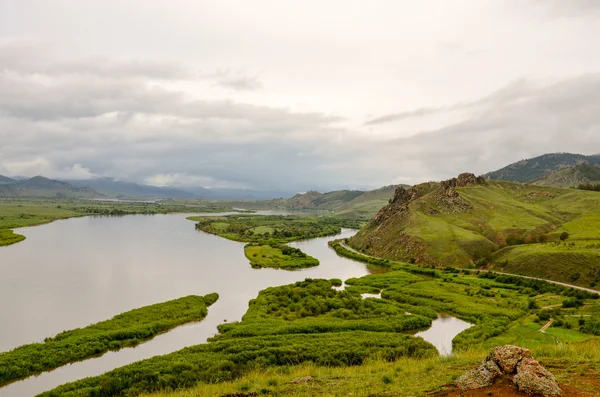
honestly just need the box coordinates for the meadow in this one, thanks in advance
[39,265,600,396]
[350,180,600,288]
[0,294,218,384]
[191,215,359,269]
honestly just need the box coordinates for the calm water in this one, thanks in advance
[0,214,468,396]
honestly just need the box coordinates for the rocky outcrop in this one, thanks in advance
[456,345,561,397]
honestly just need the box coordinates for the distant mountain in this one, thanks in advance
[0,175,15,184]
[485,153,600,183]
[0,176,103,198]
[534,163,600,188]
[65,178,198,199]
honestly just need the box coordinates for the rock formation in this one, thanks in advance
[456,345,561,396]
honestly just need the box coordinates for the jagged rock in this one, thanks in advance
[455,359,502,390]
[487,345,532,374]
[514,357,562,397]
[456,345,561,397]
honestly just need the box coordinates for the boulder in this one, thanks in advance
[486,345,532,374]
[514,357,562,397]
[456,345,561,397]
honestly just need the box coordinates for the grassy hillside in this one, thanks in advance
[269,185,407,220]
[485,152,600,183]
[534,163,600,188]
[350,173,600,288]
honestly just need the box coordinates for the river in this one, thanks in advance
[0,213,469,396]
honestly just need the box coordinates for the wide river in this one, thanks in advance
[0,213,470,396]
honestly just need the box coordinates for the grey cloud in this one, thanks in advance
[217,75,262,91]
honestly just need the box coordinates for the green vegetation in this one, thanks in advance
[191,215,360,269]
[41,267,600,397]
[0,199,234,246]
[245,244,319,269]
[0,294,218,384]
[267,185,405,220]
[40,279,435,397]
[0,230,25,246]
[138,343,600,397]
[350,175,600,288]
[485,152,600,183]
[191,214,360,243]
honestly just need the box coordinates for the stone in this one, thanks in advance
[455,345,561,396]
[455,360,501,390]
[514,357,562,397]
[288,376,314,384]
[486,345,532,374]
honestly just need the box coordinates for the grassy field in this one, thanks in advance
[0,293,218,384]
[191,215,359,269]
[39,265,600,397]
[138,342,600,397]
[350,179,600,288]
[245,244,320,269]
[0,199,234,246]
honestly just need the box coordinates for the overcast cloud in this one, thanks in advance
[1,0,600,192]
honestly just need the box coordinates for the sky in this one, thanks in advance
[1,0,600,192]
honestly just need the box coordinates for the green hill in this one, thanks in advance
[534,163,600,188]
[350,173,600,288]
[0,176,103,199]
[485,152,600,183]
[270,185,409,220]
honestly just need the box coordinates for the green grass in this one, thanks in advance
[37,266,600,397]
[40,279,436,397]
[0,230,25,246]
[244,244,319,269]
[137,341,600,397]
[0,293,218,384]
[350,179,600,287]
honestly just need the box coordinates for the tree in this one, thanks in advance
[560,232,569,241]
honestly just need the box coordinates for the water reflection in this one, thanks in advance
[414,314,472,356]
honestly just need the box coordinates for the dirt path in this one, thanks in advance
[337,241,600,296]
[539,319,553,333]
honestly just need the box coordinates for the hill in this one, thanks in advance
[534,163,600,188]
[0,175,15,184]
[65,177,197,199]
[0,176,103,199]
[485,153,600,183]
[349,173,600,287]
[270,185,409,219]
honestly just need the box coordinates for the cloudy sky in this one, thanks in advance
[1,0,600,192]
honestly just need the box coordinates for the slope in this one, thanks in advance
[350,173,600,287]
[534,163,600,188]
[270,185,409,220]
[485,153,600,183]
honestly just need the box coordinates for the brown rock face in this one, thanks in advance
[456,345,561,397]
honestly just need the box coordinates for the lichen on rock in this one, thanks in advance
[456,345,561,397]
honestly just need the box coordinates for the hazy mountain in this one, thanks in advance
[65,178,199,199]
[0,176,103,198]
[0,175,15,184]
[485,153,600,183]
